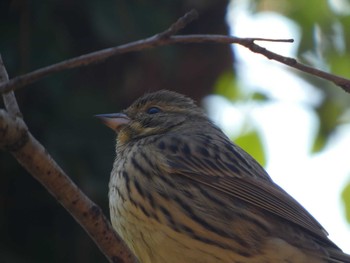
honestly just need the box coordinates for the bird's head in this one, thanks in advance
[96,90,207,145]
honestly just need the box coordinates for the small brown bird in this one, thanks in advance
[97,90,350,263]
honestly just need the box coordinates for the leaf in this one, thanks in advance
[329,55,350,78]
[311,132,327,153]
[234,130,266,167]
[341,180,350,224]
[214,71,241,100]
[251,91,269,102]
[312,99,342,153]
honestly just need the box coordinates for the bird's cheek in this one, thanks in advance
[117,129,132,145]
[130,122,158,137]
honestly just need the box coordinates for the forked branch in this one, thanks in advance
[1,10,349,94]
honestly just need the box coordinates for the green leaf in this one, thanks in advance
[251,91,269,102]
[329,55,350,78]
[214,71,241,100]
[234,130,266,167]
[311,132,327,153]
[341,180,350,224]
[312,99,342,153]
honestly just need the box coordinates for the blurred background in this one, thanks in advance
[1,0,349,262]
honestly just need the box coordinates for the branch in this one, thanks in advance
[1,13,350,94]
[1,58,136,263]
[0,9,199,94]
[0,10,205,262]
[0,109,136,263]
[0,9,204,263]
[245,42,350,92]
[0,55,22,117]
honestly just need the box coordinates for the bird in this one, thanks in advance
[96,90,350,263]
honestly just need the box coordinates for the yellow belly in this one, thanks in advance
[109,188,324,263]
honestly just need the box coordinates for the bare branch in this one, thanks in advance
[0,36,292,94]
[0,108,136,263]
[245,42,350,93]
[0,55,22,117]
[0,9,200,94]
[156,9,198,39]
[1,18,350,94]
[0,61,137,262]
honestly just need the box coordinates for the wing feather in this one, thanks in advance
[162,132,337,248]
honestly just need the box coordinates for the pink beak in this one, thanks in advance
[95,113,130,132]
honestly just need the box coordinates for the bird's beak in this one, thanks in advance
[95,113,130,132]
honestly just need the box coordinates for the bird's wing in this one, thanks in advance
[162,133,336,247]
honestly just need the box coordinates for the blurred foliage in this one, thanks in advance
[312,98,343,152]
[255,0,350,227]
[234,130,266,167]
[342,179,350,224]
[214,0,350,228]
[255,0,350,152]
[214,70,241,100]
[214,71,267,166]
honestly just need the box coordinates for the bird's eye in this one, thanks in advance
[146,107,161,114]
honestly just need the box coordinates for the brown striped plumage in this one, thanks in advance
[97,90,350,263]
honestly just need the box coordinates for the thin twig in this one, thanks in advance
[0,9,198,94]
[0,55,22,117]
[0,36,296,94]
[1,23,349,94]
[245,37,294,43]
[156,9,198,39]
[245,42,350,93]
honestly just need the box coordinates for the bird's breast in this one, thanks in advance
[108,142,326,263]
